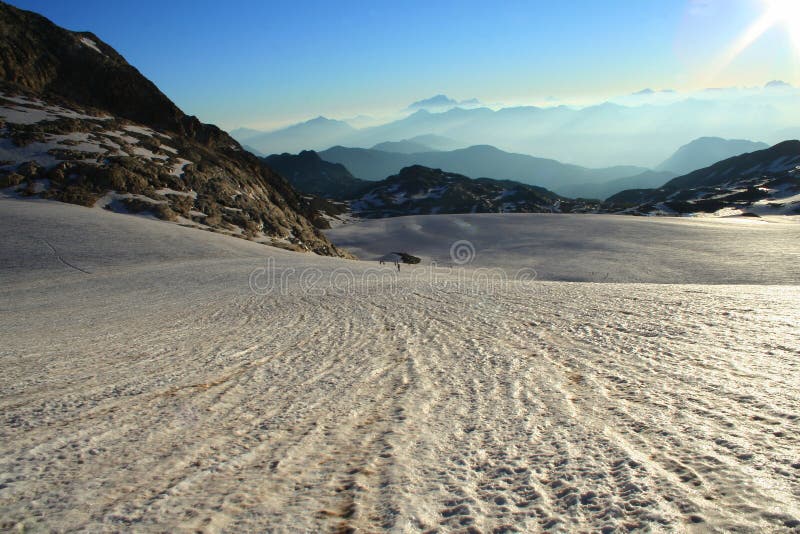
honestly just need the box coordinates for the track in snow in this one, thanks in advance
[1,199,799,532]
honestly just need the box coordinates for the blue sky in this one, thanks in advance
[9,0,799,130]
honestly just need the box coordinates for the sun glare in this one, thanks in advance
[766,0,800,54]
[722,0,800,69]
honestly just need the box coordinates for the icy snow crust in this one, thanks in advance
[327,212,800,284]
[1,198,799,532]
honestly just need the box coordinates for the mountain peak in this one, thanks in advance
[408,94,457,109]
[305,116,346,126]
[765,80,792,89]
[407,95,483,111]
[462,144,503,154]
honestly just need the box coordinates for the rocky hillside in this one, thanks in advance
[263,150,368,200]
[347,165,599,218]
[0,1,347,256]
[605,141,800,216]
[660,140,800,191]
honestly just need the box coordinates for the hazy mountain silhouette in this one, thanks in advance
[371,140,437,153]
[318,144,647,195]
[407,95,482,111]
[229,127,264,142]
[407,134,463,150]
[657,137,769,175]
[242,144,266,156]
[230,116,356,155]
[264,151,368,200]
[765,80,792,90]
[408,94,458,109]
[234,88,800,167]
[557,171,677,201]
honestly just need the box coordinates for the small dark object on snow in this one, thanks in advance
[393,252,421,264]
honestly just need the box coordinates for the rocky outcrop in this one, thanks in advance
[604,141,800,216]
[346,165,599,218]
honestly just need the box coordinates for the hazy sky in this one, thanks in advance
[10,0,800,130]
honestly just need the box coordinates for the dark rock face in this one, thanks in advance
[0,4,183,133]
[0,1,348,257]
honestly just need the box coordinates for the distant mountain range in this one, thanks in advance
[656,137,769,175]
[264,141,799,221]
[230,87,800,168]
[0,2,346,256]
[368,135,465,154]
[264,135,774,201]
[606,141,800,216]
[266,137,775,200]
[318,144,648,196]
[233,116,356,156]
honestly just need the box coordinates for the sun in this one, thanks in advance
[766,0,800,53]
[722,0,800,67]
[765,0,800,18]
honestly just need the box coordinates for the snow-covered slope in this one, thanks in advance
[326,212,800,284]
[2,198,799,532]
